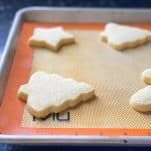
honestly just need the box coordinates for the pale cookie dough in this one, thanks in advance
[17,84,28,102]
[18,72,95,118]
[130,86,151,112]
[100,22,151,50]
[142,68,151,85]
[29,27,75,51]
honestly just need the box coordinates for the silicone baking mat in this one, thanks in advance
[1,22,151,135]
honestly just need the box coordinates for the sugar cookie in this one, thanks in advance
[100,22,151,50]
[130,86,151,112]
[17,84,28,102]
[18,72,95,118]
[29,27,75,51]
[142,68,151,85]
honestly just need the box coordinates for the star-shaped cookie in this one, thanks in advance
[29,27,75,51]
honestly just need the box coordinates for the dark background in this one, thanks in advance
[1,0,151,150]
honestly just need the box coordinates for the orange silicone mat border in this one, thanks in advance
[1,22,151,135]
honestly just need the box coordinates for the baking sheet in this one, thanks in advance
[1,22,151,137]
[23,26,151,129]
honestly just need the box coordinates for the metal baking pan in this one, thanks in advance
[1,7,151,145]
